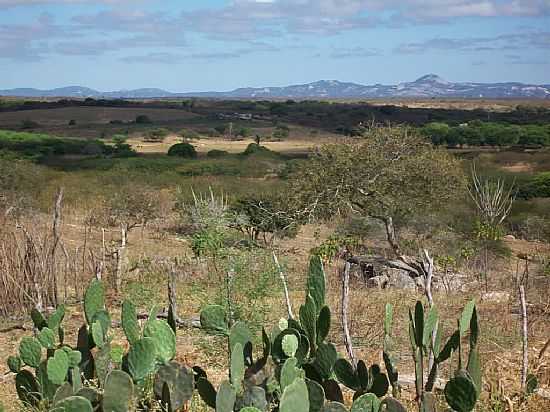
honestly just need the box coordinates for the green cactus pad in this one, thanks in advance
[466,350,482,398]
[30,308,47,330]
[37,327,56,349]
[238,386,268,411]
[422,307,439,349]
[312,343,337,379]
[351,393,381,412]
[127,337,156,381]
[280,378,310,412]
[334,358,360,391]
[444,374,477,412]
[229,321,252,355]
[15,370,40,406]
[67,350,82,368]
[19,337,42,368]
[282,334,299,357]
[121,300,141,345]
[281,357,304,391]
[53,382,73,405]
[459,300,476,338]
[84,280,105,325]
[307,255,326,312]
[384,304,393,335]
[306,378,325,412]
[143,319,176,364]
[316,306,331,345]
[94,341,111,386]
[103,370,134,412]
[47,349,69,385]
[92,310,111,337]
[216,380,236,412]
[200,304,228,334]
[47,305,65,331]
[370,370,389,398]
[57,395,93,412]
[7,356,21,373]
[154,362,194,410]
[230,343,245,394]
[91,321,104,349]
[240,408,263,412]
[76,388,100,406]
[300,294,318,348]
[321,402,348,412]
[380,397,407,412]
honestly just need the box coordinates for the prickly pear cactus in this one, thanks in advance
[84,280,105,325]
[200,304,228,334]
[143,319,176,364]
[444,373,477,412]
[127,337,156,381]
[350,393,381,412]
[103,370,134,412]
[19,337,42,368]
[280,378,309,412]
[47,349,69,385]
[57,395,93,412]
[154,362,194,411]
[121,300,141,345]
[216,381,236,412]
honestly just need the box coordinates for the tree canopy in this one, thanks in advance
[290,125,467,229]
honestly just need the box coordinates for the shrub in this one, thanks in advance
[207,149,229,158]
[167,143,197,158]
[144,128,170,142]
[242,143,271,156]
[20,120,40,130]
[68,119,76,126]
[135,114,152,124]
[518,172,550,199]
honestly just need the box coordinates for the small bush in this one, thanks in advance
[242,143,271,156]
[20,119,40,129]
[167,143,197,158]
[207,149,229,158]
[135,114,152,124]
[68,119,76,126]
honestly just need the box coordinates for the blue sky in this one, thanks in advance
[1,0,549,91]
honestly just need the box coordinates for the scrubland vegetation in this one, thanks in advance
[0,98,549,412]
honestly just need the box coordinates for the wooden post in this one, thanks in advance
[341,261,357,368]
[273,251,294,319]
[519,284,528,389]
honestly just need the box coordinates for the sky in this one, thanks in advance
[1,0,549,91]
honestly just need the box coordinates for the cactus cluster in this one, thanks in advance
[407,300,482,412]
[9,255,485,412]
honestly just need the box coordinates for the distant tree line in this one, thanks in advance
[420,121,550,147]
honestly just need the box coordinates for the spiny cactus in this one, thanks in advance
[122,300,141,345]
[154,363,194,411]
[216,381,237,412]
[83,279,105,325]
[19,336,42,368]
[280,377,309,412]
[47,349,69,385]
[127,337,157,382]
[103,370,134,412]
[143,319,176,364]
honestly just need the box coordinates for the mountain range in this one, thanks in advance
[1,75,549,99]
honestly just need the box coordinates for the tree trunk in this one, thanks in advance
[519,284,528,389]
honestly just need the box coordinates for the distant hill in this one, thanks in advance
[1,75,549,99]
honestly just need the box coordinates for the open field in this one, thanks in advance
[0,99,549,412]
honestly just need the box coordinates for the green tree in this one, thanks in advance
[290,126,466,262]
